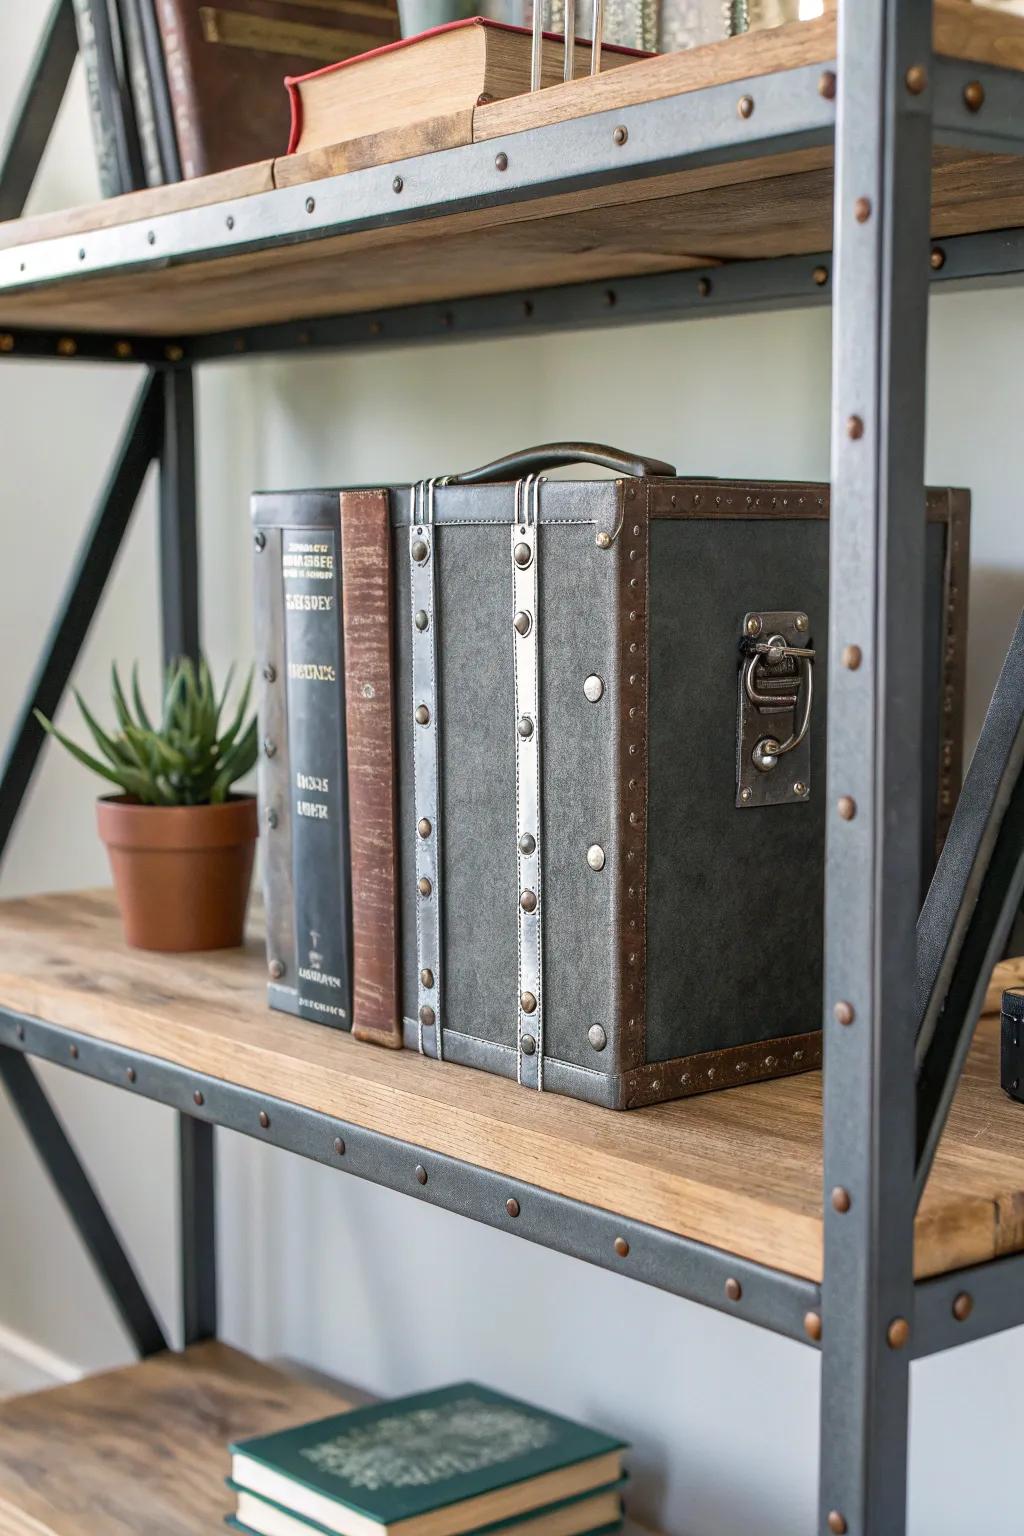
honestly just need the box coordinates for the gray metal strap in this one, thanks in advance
[410,479,443,1060]
[513,476,544,1089]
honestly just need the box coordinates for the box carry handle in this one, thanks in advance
[448,442,676,484]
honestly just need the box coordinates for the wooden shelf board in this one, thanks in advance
[0,2,1023,335]
[1,890,1022,1285]
[0,1342,345,1536]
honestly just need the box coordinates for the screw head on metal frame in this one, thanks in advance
[418,876,433,897]
[793,781,807,798]
[520,991,538,1015]
[392,175,404,193]
[740,787,752,803]
[837,795,857,821]
[964,80,985,112]
[953,1292,973,1322]
[887,1317,910,1350]
[613,125,628,145]
[905,63,928,94]
[831,1186,851,1214]
[745,615,763,637]
[804,1310,823,1342]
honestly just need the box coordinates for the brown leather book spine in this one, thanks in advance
[340,489,402,1048]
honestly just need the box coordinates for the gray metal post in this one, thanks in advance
[820,1,935,1532]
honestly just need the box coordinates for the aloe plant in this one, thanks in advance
[35,657,258,807]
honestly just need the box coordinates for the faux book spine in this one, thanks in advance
[254,496,353,1028]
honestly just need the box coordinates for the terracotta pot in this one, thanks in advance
[97,795,258,952]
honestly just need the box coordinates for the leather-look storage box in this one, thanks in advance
[256,445,968,1108]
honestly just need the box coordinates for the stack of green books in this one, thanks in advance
[227,1383,628,1536]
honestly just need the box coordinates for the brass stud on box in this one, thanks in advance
[614,1237,629,1258]
[418,876,432,897]
[725,1277,742,1302]
[520,991,537,1015]
[587,845,606,871]
[415,704,430,726]
[588,1024,607,1051]
[419,1004,435,1028]
[506,1197,520,1218]
[521,1033,536,1054]
[417,817,432,838]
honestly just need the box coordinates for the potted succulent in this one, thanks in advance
[37,658,258,952]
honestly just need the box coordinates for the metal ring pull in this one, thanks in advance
[743,635,815,773]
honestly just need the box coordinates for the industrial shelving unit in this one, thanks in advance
[1,1,1024,1531]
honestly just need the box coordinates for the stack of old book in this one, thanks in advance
[227,1383,627,1536]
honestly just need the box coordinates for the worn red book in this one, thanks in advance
[153,0,401,178]
[285,17,648,156]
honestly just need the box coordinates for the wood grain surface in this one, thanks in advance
[0,1343,344,1536]
[0,890,1021,1282]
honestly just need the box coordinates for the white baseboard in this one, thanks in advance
[0,1322,82,1397]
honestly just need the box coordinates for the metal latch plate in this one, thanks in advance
[736,610,813,809]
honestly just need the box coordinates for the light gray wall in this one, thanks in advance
[2,8,1024,1534]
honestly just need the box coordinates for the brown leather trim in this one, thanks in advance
[614,483,649,1073]
[648,478,957,522]
[340,489,402,1049]
[935,488,971,858]
[621,1030,822,1109]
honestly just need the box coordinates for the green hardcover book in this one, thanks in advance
[229,1384,626,1536]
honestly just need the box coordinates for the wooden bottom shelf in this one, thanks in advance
[0,890,1022,1283]
[0,1342,345,1535]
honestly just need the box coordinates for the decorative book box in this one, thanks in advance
[253,445,969,1107]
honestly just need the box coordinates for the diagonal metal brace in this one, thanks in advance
[0,1047,168,1357]
[0,0,78,223]
[0,371,162,867]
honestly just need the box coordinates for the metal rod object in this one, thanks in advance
[563,0,576,82]
[180,1115,217,1343]
[0,373,161,868]
[158,367,200,664]
[819,1,934,1532]
[0,1047,168,1357]
[0,0,78,223]
[590,0,603,74]
[531,0,544,93]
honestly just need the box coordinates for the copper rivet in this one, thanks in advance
[415,1164,428,1184]
[57,337,77,356]
[804,1310,823,1342]
[415,609,429,630]
[737,94,754,119]
[514,610,532,636]
[905,63,928,94]
[126,1067,136,1083]
[887,1317,910,1350]
[519,833,536,856]
[964,80,985,112]
[520,889,538,913]
[697,277,712,297]
[392,175,403,192]
[614,1237,630,1257]
[420,968,434,988]
[832,1186,851,1214]
[834,1000,855,1026]
[813,265,829,287]
[419,1004,435,1028]
[334,1137,346,1155]
[842,643,862,670]
[930,247,946,271]
[411,538,429,562]
[495,151,508,170]
[613,125,628,144]
[587,844,606,872]
[953,1292,973,1322]
[725,1277,742,1302]
[259,1110,270,1129]
[595,531,612,549]
[415,704,430,726]
[521,1033,536,1054]
[0,334,14,352]
[418,817,432,838]
[745,615,762,637]
[837,795,857,821]
[521,991,537,1014]
[269,958,285,979]
[819,69,837,100]
[194,1090,204,1106]
[418,877,432,897]
[69,1044,78,1059]
[588,1024,607,1051]
[506,1197,520,1217]
[518,715,534,739]
[827,1515,847,1536]
[855,196,872,223]
[514,541,532,567]
[847,415,864,440]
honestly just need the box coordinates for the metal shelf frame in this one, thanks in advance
[2,2,1024,1531]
